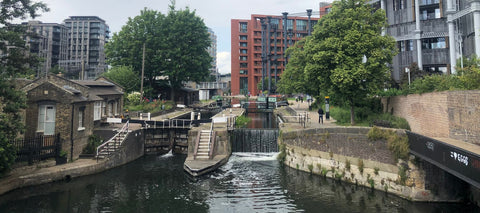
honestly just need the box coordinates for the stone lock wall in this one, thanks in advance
[279,127,458,202]
[382,90,480,145]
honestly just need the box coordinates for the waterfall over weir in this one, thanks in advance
[231,129,279,152]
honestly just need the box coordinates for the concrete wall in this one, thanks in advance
[382,90,480,145]
[187,129,231,157]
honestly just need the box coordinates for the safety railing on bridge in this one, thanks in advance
[142,119,193,129]
[407,131,480,189]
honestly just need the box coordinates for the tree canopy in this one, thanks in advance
[102,65,140,93]
[0,0,48,175]
[278,0,397,125]
[105,4,212,99]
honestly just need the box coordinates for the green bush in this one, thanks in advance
[126,92,142,105]
[83,135,103,154]
[367,128,409,161]
[358,159,364,174]
[277,143,286,163]
[398,165,408,185]
[308,164,314,173]
[345,159,351,171]
[235,115,251,128]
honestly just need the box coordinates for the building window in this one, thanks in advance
[240,56,247,61]
[296,20,307,31]
[94,101,101,121]
[240,63,248,68]
[239,70,248,75]
[407,40,414,51]
[420,0,440,6]
[78,107,85,131]
[101,101,106,117]
[240,35,247,40]
[240,42,247,47]
[398,41,405,52]
[240,22,248,33]
[240,77,248,95]
[422,37,446,49]
[424,65,447,74]
[37,104,56,135]
[394,0,407,11]
[240,49,247,54]
[420,7,441,20]
[286,19,294,30]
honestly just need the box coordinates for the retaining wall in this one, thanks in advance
[279,127,463,202]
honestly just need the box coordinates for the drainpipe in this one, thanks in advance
[70,103,74,162]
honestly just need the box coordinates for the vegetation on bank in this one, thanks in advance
[378,57,480,97]
[367,127,409,162]
[235,115,251,128]
[323,97,410,130]
[124,91,175,114]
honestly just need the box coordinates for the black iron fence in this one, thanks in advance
[12,134,61,165]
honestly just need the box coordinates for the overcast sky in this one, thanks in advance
[31,0,333,74]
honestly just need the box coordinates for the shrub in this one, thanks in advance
[358,159,364,174]
[235,115,251,128]
[83,135,103,154]
[374,167,380,175]
[367,128,409,161]
[126,92,142,105]
[345,159,351,171]
[308,164,314,173]
[398,165,408,185]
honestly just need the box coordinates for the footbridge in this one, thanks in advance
[407,131,480,189]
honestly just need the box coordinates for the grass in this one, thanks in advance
[367,127,409,161]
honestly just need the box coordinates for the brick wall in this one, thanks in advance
[382,90,480,145]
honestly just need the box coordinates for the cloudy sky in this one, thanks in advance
[31,0,333,74]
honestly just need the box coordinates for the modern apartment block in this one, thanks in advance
[207,28,219,81]
[22,21,69,76]
[63,16,110,80]
[368,0,480,82]
[231,14,319,96]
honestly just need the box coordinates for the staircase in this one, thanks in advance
[195,130,211,159]
[96,121,129,160]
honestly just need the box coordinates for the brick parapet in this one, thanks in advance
[382,90,480,145]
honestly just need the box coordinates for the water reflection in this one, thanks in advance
[0,153,478,212]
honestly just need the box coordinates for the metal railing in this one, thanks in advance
[96,121,129,160]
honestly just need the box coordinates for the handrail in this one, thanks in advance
[208,131,216,159]
[193,131,201,159]
[96,120,129,160]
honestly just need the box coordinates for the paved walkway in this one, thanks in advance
[284,99,337,128]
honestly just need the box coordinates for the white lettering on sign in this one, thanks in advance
[426,142,434,151]
[450,151,469,166]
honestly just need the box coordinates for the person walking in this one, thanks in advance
[318,107,324,124]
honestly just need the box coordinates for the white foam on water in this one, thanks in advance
[158,150,174,158]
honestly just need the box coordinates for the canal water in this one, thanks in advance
[0,153,478,212]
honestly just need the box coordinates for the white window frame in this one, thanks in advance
[37,104,56,135]
[94,101,101,121]
[78,107,85,131]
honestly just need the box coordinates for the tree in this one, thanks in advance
[302,0,396,125]
[106,2,211,100]
[106,8,165,95]
[277,39,319,96]
[0,0,48,175]
[102,65,140,93]
[158,3,212,100]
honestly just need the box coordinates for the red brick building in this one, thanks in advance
[231,14,320,96]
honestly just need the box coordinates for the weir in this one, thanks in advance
[231,129,279,152]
